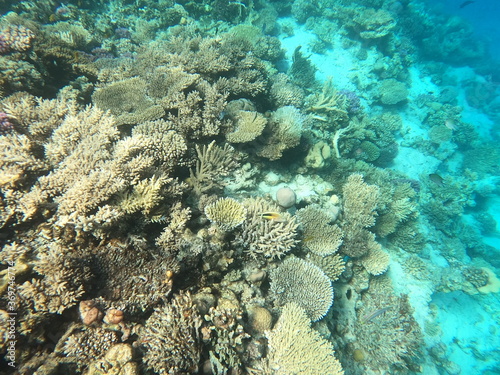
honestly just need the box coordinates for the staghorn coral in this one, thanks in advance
[265,302,344,375]
[270,256,333,321]
[225,110,267,143]
[204,197,247,232]
[233,197,298,259]
[296,205,343,256]
[307,78,348,124]
[188,141,239,196]
[18,242,90,314]
[139,292,202,374]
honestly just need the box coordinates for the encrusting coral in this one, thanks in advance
[265,302,344,375]
[270,256,333,322]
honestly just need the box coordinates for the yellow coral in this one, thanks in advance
[360,242,390,276]
[205,197,247,231]
[266,302,344,375]
[226,110,267,143]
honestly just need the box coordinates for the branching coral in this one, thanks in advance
[256,106,305,160]
[270,256,333,321]
[139,292,202,374]
[233,197,298,259]
[340,174,380,259]
[265,302,344,374]
[296,205,343,256]
[92,77,165,126]
[225,110,267,143]
[359,241,390,276]
[205,197,247,231]
[353,278,423,373]
[18,242,90,314]
[188,141,239,196]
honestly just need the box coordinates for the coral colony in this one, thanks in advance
[0,0,499,374]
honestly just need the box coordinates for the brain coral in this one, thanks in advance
[266,302,343,375]
[270,256,333,321]
[205,197,247,231]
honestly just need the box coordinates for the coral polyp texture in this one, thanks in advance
[270,256,334,321]
[266,302,344,375]
[296,204,343,256]
[204,197,247,231]
[233,197,299,259]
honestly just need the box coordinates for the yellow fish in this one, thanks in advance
[261,212,288,223]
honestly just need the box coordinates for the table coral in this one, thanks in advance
[353,8,396,39]
[270,256,333,322]
[265,302,343,374]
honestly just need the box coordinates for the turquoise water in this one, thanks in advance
[0,0,499,374]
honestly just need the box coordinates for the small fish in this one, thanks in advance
[444,119,457,131]
[261,212,288,223]
[459,0,475,8]
[429,173,444,186]
[361,307,391,324]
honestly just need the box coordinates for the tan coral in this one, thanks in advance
[270,256,333,321]
[360,243,390,276]
[225,110,267,143]
[205,197,247,232]
[92,77,164,126]
[266,302,343,375]
[308,252,346,282]
[256,106,304,160]
[296,205,343,256]
[233,197,298,259]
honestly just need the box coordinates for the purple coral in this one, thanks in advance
[338,89,362,115]
[0,112,14,134]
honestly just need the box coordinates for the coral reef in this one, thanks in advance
[233,197,299,259]
[204,197,247,232]
[138,292,202,374]
[265,302,343,375]
[296,205,343,256]
[270,256,333,321]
